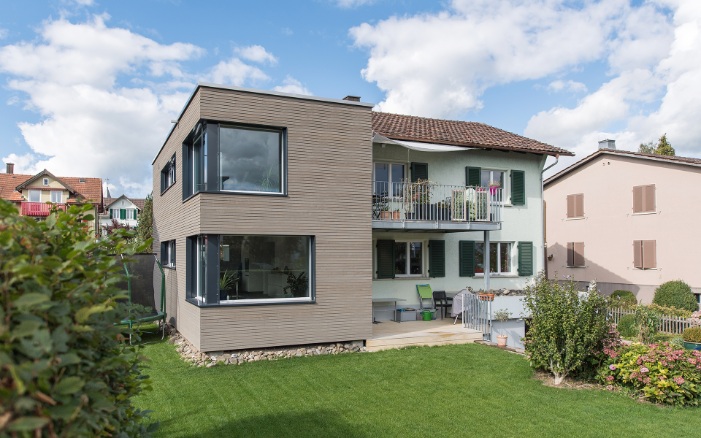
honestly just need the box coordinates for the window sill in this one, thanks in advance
[474,273,518,278]
[185,297,315,307]
[632,211,657,216]
[160,183,175,196]
[565,216,586,221]
[375,276,428,280]
[565,266,586,268]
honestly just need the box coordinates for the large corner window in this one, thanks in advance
[475,242,512,275]
[187,234,313,305]
[182,121,285,198]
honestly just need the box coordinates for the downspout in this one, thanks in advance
[541,154,559,278]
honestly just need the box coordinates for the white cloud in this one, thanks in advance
[0,15,204,197]
[207,58,269,86]
[70,0,95,5]
[235,45,277,64]
[0,28,7,40]
[335,0,375,8]
[273,76,312,95]
[547,80,587,94]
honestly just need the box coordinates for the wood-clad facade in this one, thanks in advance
[153,84,373,352]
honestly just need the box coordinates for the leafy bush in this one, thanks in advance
[608,290,636,308]
[653,280,698,312]
[647,303,692,318]
[634,306,660,344]
[617,314,638,339]
[598,343,701,406]
[683,327,701,343]
[523,273,612,385]
[0,201,154,436]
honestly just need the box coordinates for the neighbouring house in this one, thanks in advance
[99,195,145,234]
[152,83,570,353]
[544,140,701,306]
[0,163,103,233]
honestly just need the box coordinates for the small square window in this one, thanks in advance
[161,240,176,268]
[42,178,49,186]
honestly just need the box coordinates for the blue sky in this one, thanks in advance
[1,0,699,197]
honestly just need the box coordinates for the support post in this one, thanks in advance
[484,230,491,291]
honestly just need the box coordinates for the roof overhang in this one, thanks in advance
[373,134,472,152]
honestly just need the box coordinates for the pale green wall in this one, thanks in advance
[372,143,547,308]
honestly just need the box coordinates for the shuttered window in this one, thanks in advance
[633,240,656,269]
[633,185,655,213]
[466,166,481,187]
[410,162,428,182]
[567,242,585,267]
[458,240,476,277]
[511,170,525,205]
[517,241,533,276]
[376,240,395,279]
[428,240,445,278]
[566,193,584,218]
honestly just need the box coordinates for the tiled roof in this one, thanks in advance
[0,171,103,207]
[372,112,572,156]
[544,148,701,186]
[105,195,145,211]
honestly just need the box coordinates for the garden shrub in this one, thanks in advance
[608,290,636,308]
[653,280,698,312]
[634,306,660,344]
[598,343,701,406]
[647,303,692,318]
[683,327,701,343]
[523,273,612,385]
[616,314,638,339]
[0,201,154,436]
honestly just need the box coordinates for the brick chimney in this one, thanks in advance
[598,139,616,150]
[343,95,360,102]
[6,163,14,174]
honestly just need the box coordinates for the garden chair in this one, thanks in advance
[432,290,452,319]
[416,284,435,311]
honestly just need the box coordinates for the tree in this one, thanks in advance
[102,218,133,235]
[638,133,675,156]
[135,193,153,248]
[523,273,612,385]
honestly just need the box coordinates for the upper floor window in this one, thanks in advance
[42,178,49,186]
[183,122,285,198]
[28,190,41,202]
[633,184,655,213]
[160,154,176,193]
[161,240,176,268]
[566,193,584,218]
[633,240,656,269]
[567,242,585,267]
[373,162,405,197]
[481,169,505,190]
[50,191,62,203]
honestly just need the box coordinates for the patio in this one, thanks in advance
[366,319,483,352]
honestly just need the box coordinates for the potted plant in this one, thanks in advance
[478,290,495,301]
[219,270,239,300]
[682,326,701,351]
[488,181,501,196]
[392,208,400,220]
[494,308,511,347]
[283,270,308,297]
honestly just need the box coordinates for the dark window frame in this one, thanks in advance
[161,239,176,269]
[160,153,176,194]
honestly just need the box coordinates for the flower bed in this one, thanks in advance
[598,342,701,406]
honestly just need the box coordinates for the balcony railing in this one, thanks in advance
[20,202,66,217]
[372,181,502,224]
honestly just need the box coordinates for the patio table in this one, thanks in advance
[372,297,406,323]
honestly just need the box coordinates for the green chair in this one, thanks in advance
[416,284,435,311]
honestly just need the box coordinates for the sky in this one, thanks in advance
[1,0,700,197]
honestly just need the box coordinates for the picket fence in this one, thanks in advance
[608,307,696,335]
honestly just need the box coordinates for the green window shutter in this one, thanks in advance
[376,240,395,279]
[410,162,428,182]
[511,170,525,206]
[466,167,481,186]
[109,209,113,219]
[458,240,476,277]
[518,241,534,276]
[120,209,126,219]
[428,240,445,278]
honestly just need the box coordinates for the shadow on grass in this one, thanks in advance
[175,410,377,438]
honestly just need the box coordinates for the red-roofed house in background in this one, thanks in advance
[544,140,701,307]
[0,163,104,234]
[99,195,145,235]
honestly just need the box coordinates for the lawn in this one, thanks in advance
[134,340,701,437]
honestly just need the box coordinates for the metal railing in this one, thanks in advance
[460,291,493,340]
[372,181,502,223]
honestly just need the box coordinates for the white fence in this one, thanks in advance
[608,307,696,335]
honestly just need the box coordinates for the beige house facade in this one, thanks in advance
[544,144,701,306]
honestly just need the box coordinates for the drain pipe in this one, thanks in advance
[541,154,559,278]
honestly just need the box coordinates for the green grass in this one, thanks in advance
[134,340,701,437]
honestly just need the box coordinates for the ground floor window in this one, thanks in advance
[187,234,314,304]
[394,241,423,276]
[475,242,512,274]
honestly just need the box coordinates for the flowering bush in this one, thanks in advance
[598,342,701,406]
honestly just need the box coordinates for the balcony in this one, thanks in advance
[20,202,66,217]
[372,181,502,232]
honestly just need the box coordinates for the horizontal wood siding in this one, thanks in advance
[155,86,373,352]
[153,90,202,349]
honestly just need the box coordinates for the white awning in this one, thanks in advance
[373,134,472,152]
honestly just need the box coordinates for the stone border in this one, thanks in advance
[169,331,366,367]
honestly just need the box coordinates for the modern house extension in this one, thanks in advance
[152,83,570,352]
[544,140,701,306]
